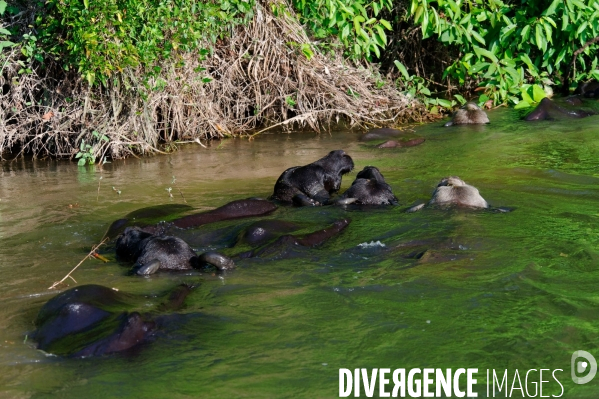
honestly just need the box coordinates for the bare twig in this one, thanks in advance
[171,176,187,204]
[96,175,102,201]
[48,237,109,290]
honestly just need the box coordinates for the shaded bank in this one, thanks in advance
[0,0,428,161]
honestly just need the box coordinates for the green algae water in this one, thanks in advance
[2,107,599,398]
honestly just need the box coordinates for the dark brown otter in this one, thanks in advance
[271,150,354,206]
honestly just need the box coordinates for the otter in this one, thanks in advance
[360,128,404,141]
[429,176,488,208]
[238,219,350,259]
[574,80,599,97]
[271,150,354,206]
[238,220,301,246]
[408,176,489,212]
[104,199,277,239]
[337,166,398,205]
[376,138,425,148]
[525,97,592,121]
[31,284,193,357]
[444,102,490,126]
[116,227,234,275]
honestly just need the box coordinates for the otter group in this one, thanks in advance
[32,144,500,357]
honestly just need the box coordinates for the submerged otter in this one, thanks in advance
[524,97,592,121]
[238,219,350,259]
[408,177,489,212]
[31,284,193,357]
[444,102,490,126]
[337,166,398,205]
[271,150,354,206]
[574,80,599,97]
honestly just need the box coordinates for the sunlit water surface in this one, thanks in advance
[2,108,599,398]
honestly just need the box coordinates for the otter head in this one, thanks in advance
[316,150,354,176]
[115,227,153,262]
[356,166,386,183]
[463,102,481,112]
[437,176,466,188]
[432,176,488,209]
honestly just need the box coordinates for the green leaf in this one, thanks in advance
[470,62,490,73]
[500,24,517,41]
[353,17,363,35]
[562,13,569,31]
[437,98,453,108]
[520,85,534,103]
[535,24,543,50]
[371,43,380,58]
[453,94,467,105]
[341,24,350,40]
[394,60,410,80]
[473,46,498,63]
[379,19,392,30]
[514,100,531,109]
[0,1,6,15]
[543,22,553,43]
[421,9,429,38]
[0,40,14,49]
[471,30,485,45]
[519,54,538,76]
[375,25,387,45]
[543,0,560,16]
[570,0,588,9]
[521,25,531,41]
[503,66,520,83]
[301,43,313,60]
[532,84,546,102]
[78,158,86,166]
[83,0,88,9]
[484,62,497,78]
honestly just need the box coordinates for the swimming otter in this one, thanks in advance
[116,227,234,275]
[104,199,278,239]
[31,284,193,357]
[430,176,488,208]
[408,176,488,211]
[271,150,354,206]
[444,102,490,126]
[525,97,592,121]
[376,138,425,148]
[239,219,350,259]
[337,166,398,205]
[361,128,404,141]
[574,80,599,97]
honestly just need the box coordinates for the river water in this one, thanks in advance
[2,107,599,398]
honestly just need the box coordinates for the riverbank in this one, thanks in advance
[0,0,430,162]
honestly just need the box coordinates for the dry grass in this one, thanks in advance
[0,0,430,161]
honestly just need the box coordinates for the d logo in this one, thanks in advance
[572,350,597,384]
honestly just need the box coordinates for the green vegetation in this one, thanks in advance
[40,0,253,86]
[407,0,599,106]
[290,0,393,60]
[3,0,599,159]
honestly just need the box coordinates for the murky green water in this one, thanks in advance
[2,108,599,398]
